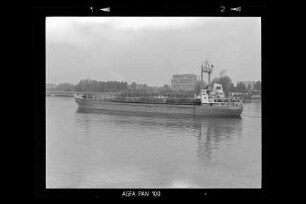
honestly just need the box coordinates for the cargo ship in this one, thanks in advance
[74,60,243,117]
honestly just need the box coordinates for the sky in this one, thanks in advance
[46,17,261,86]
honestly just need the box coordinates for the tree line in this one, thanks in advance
[48,77,261,97]
[48,79,129,92]
[75,80,128,92]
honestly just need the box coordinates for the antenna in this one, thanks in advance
[200,63,203,82]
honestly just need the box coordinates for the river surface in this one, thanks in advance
[46,97,261,188]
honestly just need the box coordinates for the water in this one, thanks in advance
[46,97,261,188]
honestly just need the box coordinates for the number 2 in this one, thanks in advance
[220,6,225,12]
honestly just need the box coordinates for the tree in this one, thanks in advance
[254,81,261,91]
[247,83,252,94]
[217,76,232,96]
[130,82,136,90]
[99,81,106,91]
[75,79,129,92]
[229,83,235,93]
[236,82,247,93]
[46,83,56,91]
[56,83,75,91]
[124,82,128,90]
[163,84,171,91]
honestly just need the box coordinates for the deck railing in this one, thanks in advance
[202,102,242,107]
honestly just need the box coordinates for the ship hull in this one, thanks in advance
[75,98,243,117]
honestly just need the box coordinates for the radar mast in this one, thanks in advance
[201,60,214,89]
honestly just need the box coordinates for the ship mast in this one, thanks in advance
[200,64,203,82]
[201,60,214,89]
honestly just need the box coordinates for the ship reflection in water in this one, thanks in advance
[76,108,243,162]
[46,97,261,188]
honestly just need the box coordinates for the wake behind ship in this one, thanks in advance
[74,60,243,117]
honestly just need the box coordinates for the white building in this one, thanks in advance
[171,74,197,91]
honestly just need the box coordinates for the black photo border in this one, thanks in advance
[33,0,271,200]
